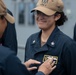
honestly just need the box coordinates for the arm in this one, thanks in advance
[36,71,45,75]
[5,54,30,75]
[61,41,76,75]
[37,57,56,75]
[0,67,2,75]
[5,51,56,75]
[24,57,56,75]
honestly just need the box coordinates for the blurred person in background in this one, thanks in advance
[0,0,17,54]
[25,0,76,75]
[29,0,36,25]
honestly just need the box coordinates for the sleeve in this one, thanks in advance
[0,67,2,75]
[61,41,76,75]
[36,71,45,75]
[73,23,76,41]
[5,54,31,75]
[2,9,18,54]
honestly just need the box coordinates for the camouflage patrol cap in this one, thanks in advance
[31,0,64,16]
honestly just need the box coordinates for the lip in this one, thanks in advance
[38,20,46,23]
[38,21,45,24]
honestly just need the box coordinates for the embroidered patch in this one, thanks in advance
[42,0,48,3]
[43,55,58,64]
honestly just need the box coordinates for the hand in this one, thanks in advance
[24,59,41,71]
[38,57,56,75]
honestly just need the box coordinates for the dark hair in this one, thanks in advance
[54,12,68,26]
[0,15,4,20]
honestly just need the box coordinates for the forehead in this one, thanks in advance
[34,11,55,18]
[34,10,47,16]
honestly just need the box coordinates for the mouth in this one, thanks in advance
[38,20,46,23]
[38,21,45,24]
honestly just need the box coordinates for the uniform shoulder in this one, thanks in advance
[7,9,13,16]
[27,31,40,40]
[59,31,73,42]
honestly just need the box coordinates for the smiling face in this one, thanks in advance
[34,11,58,31]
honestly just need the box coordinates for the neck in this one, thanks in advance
[41,25,55,43]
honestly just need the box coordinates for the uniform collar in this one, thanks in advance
[31,30,42,45]
[31,27,60,48]
[47,27,60,47]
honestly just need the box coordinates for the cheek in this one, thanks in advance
[46,19,55,26]
[49,18,55,23]
[47,19,52,24]
[35,16,38,22]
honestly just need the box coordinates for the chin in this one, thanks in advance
[39,27,46,30]
[38,24,46,27]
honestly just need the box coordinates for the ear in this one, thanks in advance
[54,14,61,21]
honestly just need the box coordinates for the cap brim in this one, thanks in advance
[31,6,56,16]
[4,13,15,24]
